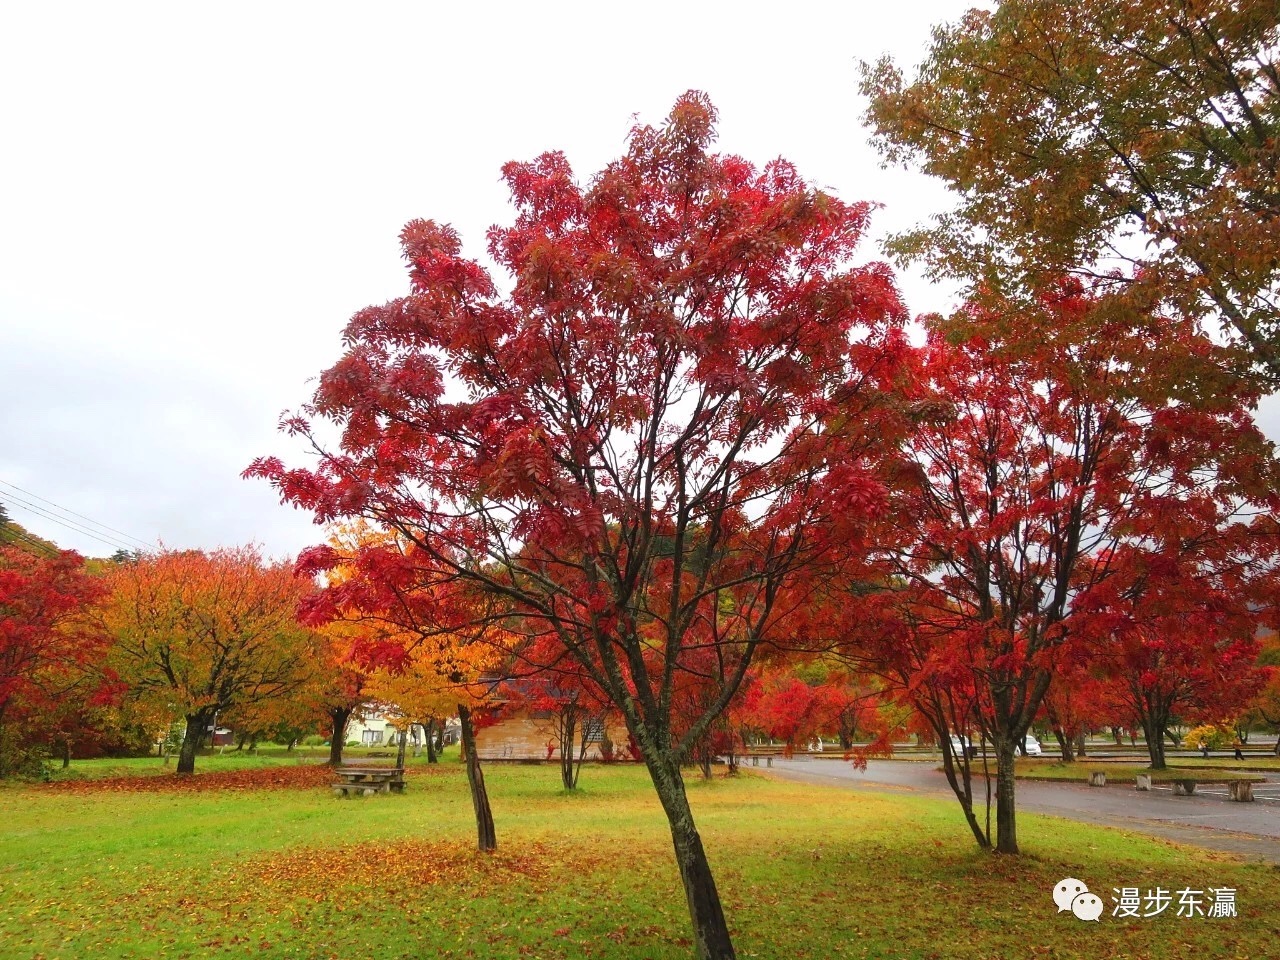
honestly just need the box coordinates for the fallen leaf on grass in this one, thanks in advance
[243,840,551,898]
[42,765,337,794]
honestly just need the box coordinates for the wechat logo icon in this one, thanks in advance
[1054,878,1103,921]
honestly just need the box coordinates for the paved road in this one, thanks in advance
[764,758,1280,863]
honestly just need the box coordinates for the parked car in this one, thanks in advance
[948,732,1042,758]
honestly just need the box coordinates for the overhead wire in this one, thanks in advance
[0,479,152,549]
[2,497,138,553]
[1,527,62,558]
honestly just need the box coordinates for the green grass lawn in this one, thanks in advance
[1168,757,1280,771]
[1011,761,1269,783]
[1,761,1273,959]
[30,743,434,782]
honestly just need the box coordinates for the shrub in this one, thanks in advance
[1183,724,1231,751]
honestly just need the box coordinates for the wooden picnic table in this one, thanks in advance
[332,765,406,797]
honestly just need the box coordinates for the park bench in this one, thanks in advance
[745,746,786,768]
[332,765,405,798]
[1134,773,1256,801]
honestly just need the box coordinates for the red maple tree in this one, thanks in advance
[249,92,909,959]
[0,545,110,776]
[498,629,613,791]
[1076,514,1279,769]
[848,282,1280,853]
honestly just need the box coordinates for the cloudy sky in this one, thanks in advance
[0,0,1147,559]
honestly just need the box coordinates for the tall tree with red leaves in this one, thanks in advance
[499,629,612,791]
[249,92,910,960]
[851,283,1280,853]
[0,545,110,776]
[1076,516,1279,769]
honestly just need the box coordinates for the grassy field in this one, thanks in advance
[32,744,408,781]
[1010,761,1269,783]
[1,758,1274,960]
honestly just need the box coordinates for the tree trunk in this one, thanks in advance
[938,748,991,848]
[1141,714,1167,770]
[434,721,445,755]
[994,737,1019,854]
[177,712,208,775]
[458,705,496,852]
[395,728,408,768]
[426,719,438,763]
[641,750,736,960]
[573,718,590,789]
[560,709,577,791]
[1074,732,1087,758]
[328,706,352,767]
[1052,728,1074,763]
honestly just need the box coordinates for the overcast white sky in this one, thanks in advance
[7,1,1259,561]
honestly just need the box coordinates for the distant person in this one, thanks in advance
[1233,739,1244,761]
[1199,739,1209,758]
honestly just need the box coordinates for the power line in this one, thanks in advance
[1,527,61,558]
[3,496,138,553]
[0,479,153,551]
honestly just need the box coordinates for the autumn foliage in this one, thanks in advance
[250,91,911,960]
[103,547,319,774]
[0,545,110,775]
[839,283,1280,852]
[42,762,336,794]
[863,0,1280,383]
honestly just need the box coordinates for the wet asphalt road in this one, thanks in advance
[763,757,1280,863]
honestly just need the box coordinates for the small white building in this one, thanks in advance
[345,709,458,748]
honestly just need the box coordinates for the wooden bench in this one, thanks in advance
[332,765,405,798]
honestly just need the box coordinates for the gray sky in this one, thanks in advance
[8,1,1248,560]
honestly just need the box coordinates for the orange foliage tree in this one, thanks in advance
[103,547,319,774]
[299,529,508,851]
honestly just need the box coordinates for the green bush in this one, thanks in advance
[301,735,325,747]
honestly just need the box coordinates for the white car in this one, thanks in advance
[948,733,1042,758]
